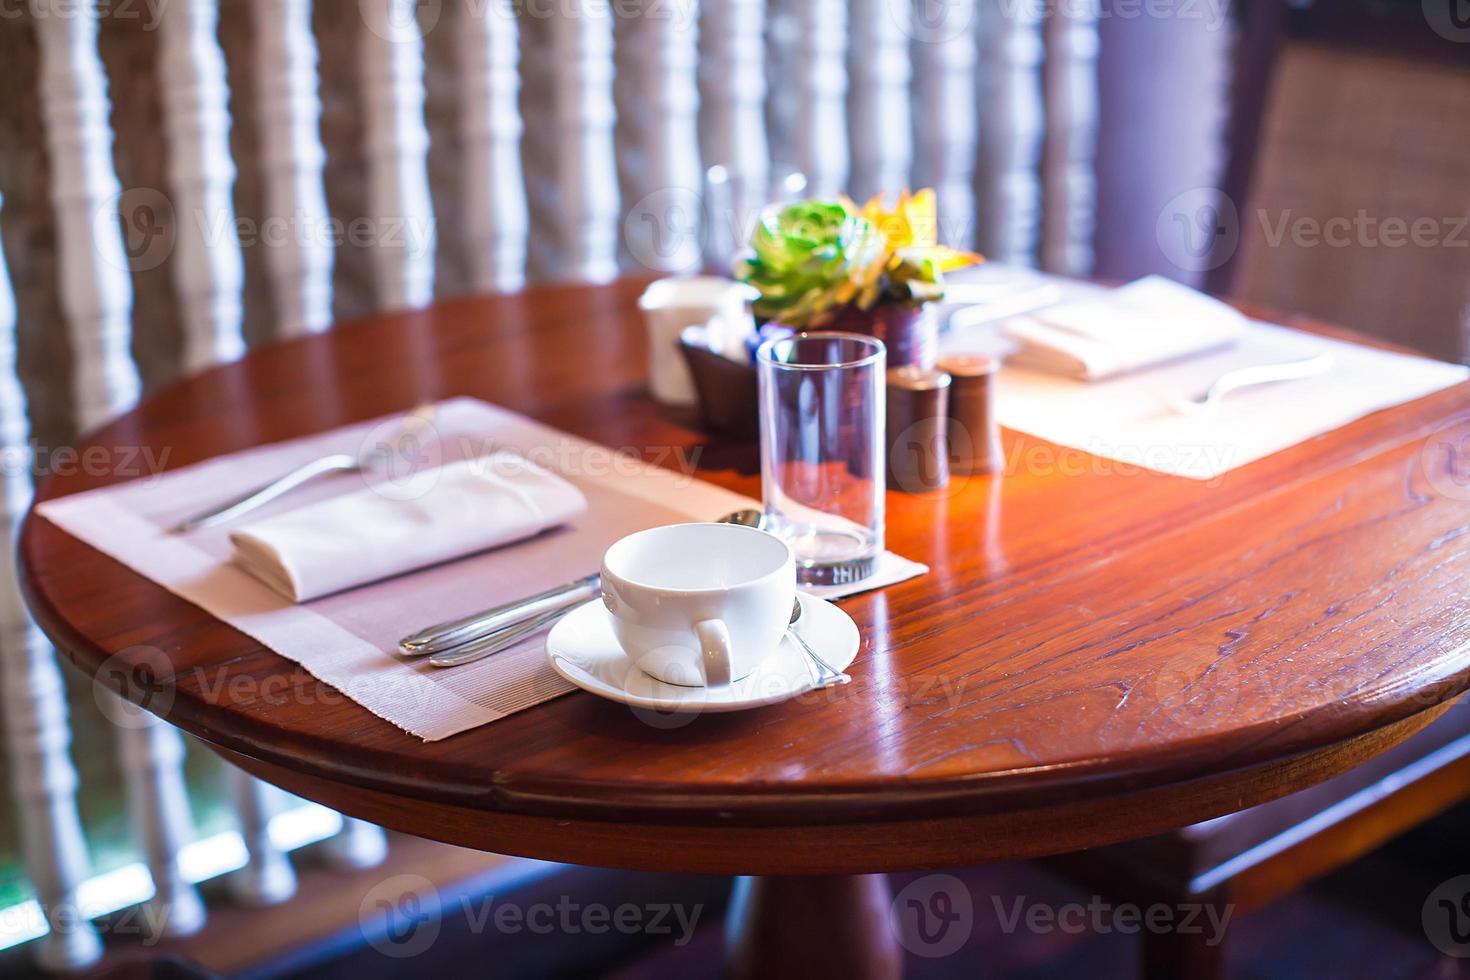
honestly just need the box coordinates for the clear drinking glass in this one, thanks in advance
[756,332,886,586]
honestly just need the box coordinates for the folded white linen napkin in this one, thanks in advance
[230,452,588,602]
[1001,275,1246,380]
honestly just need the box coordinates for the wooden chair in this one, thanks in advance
[1057,4,1470,976]
[1207,0,1470,362]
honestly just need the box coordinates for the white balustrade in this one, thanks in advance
[358,0,437,309]
[321,815,391,870]
[618,0,702,275]
[457,0,528,291]
[160,0,313,901]
[975,0,1045,265]
[158,0,246,374]
[847,0,913,204]
[0,195,103,971]
[761,0,799,169]
[210,0,388,888]
[519,8,558,279]
[30,0,208,940]
[252,0,335,334]
[790,0,850,198]
[1041,1,1100,276]
[226,771,297,905]
[30,0,141,431]
[117,721,207,936]
[550,0,620,282]
[697,0,768,268]
[911,0,979,248]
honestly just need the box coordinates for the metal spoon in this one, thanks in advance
[787,596,851,688]
[410,508,766,664]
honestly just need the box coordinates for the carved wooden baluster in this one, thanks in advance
[550,0,619,282]
[621,0,702,275]
[912,0,979,248]
[115,720,205,936]
[761,0,798,169]
[519,7,557,279]
[225,770,295,905]
[847,0,912,204]
[790,0,849,198]
[158,0,245,374]
[975,0,1044,266]
[251,0,334,334]
[1041,1,1099,276]
[457,0,527,291]
[31,0,206,937]
[31,0,141,430]
[321,812,390,869]
[358,0,437,309]
[0,196,102,971]
[697,0,767,267]
[159,0,307,906]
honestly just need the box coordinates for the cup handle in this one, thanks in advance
[693,619,733,688]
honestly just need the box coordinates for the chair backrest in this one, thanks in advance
[1211,0,1470,361]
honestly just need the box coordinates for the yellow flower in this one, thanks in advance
[853,188,983,272]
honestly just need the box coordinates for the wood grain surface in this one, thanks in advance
[20,278,1470,870]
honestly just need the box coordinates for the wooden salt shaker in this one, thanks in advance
[885,366,951,492]
[937,354,1004,476]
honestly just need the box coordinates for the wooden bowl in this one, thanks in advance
[678,339,759,440]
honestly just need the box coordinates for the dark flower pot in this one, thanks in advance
[824,303,937,369]
[678,303,939,439]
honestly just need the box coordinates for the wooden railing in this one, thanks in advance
[0,0,1100,968]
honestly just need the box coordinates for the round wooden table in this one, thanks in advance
[21,281,1470,977]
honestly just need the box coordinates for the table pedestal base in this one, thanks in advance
[726,873,902,979]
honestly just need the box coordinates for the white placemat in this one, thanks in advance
[37,399,925,740]
[940,273,1469,480]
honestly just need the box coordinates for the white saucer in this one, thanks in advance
[545,594,860,714]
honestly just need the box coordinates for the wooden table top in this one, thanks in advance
[20,279,1470,874]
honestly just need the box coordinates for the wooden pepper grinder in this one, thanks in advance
[937,354,1004,476]
[885,366,951,492]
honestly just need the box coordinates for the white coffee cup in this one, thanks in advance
[638,277,757,406]
[600,523,796,687]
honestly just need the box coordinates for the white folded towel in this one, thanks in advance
[230,452,588,602]
[1002,276,1246,380]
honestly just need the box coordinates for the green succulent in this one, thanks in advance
[734,200,889,328]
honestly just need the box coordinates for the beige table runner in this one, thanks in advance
[38,399,923,740]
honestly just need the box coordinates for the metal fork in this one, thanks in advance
[1171,354,1334,416]
[171,404,436,532]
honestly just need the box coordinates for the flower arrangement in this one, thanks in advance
[735,189,982,330]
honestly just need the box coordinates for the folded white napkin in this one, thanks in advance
[230,452,588,602]
[1002,276,1246,380]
